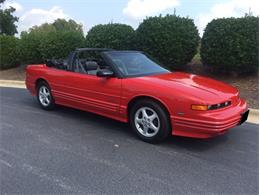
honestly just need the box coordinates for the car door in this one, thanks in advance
[64,71,122,119]
[50,57,122,121]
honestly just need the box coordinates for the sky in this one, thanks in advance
[2,0,259,36]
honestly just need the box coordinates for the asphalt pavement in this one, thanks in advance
[0,87,258,194]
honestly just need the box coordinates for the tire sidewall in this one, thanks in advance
[37,81,55,110]
[130,99,171,143]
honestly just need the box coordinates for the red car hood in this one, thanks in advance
[146,72,239,104]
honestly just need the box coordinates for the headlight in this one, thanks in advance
[191,101,231,111]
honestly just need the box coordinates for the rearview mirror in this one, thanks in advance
[96,69,114,77]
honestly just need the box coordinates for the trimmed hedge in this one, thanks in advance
[0,35,20,69]
[201,16,259,74]
[85,23,135,49]
[134,15,200,69]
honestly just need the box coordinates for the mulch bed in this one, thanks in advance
[0,65,26,81]
[0,64,258,109]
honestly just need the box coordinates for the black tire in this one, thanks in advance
[129,99,171,143]
[36,81,55,110]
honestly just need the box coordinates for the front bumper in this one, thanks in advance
[171,99,248,138]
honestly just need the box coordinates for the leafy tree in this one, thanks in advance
[39,31,85,59]
[29,23,56,34]
[53,19,84,35]
[85,23,135,49]
[134,15,200,69]
[20,19,85,64]
[0,0,19,35]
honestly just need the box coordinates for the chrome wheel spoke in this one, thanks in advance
[149,113,156,121]
[142,109,148,119]
[136,118,143,124]
[45,91,50,96]
[45,97,50,104]
[143,126,148,135]
[150,123,159,132]
[44,88,50,95]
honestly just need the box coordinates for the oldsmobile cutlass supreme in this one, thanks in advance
[26,48,249,143]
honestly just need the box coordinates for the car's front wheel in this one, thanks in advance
[37,81,55,110]
[130,99,171,143]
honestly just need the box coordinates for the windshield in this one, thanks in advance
[105,51,169,77]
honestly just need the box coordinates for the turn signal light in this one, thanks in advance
[191,104,208,111]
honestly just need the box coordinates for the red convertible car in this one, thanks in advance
[26,48,249,143]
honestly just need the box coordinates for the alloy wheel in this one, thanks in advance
[134,107,160,137]
[38,86,51,107]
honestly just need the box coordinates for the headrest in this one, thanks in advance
[84,61,98,71]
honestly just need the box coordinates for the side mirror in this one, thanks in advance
[96,69,114,77]
[45,60,55,67]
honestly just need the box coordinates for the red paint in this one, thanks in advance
[26,64,248,138]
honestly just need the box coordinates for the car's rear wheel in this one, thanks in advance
[130,99,171,143]
[37,81,55,110]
